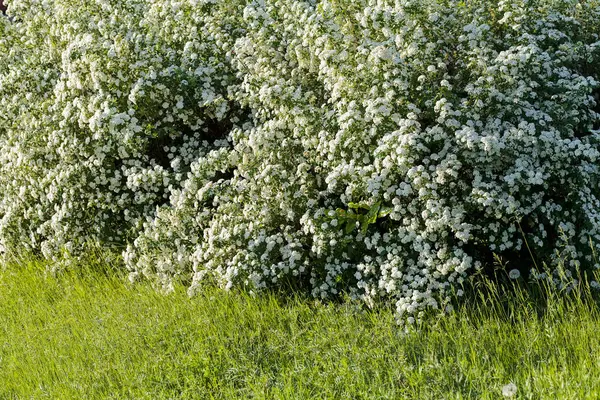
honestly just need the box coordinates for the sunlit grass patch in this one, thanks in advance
[1,259,600,399]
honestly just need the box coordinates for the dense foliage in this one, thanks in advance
[1,0,599,323]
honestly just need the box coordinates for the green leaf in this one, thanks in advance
[360,221,369,235]
[378,206,393,218]
[348,202,370,210]
[366,202,381,225]
[345,220,356,234]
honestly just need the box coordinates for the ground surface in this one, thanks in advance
[1,261,600,399]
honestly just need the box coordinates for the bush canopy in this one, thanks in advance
[1,0,599,323]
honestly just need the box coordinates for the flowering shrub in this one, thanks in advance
[1,0,600,323]
[0,0,245,260]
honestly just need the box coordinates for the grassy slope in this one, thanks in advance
[1,261,600,399]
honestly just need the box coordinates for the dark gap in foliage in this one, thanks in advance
[212,167,235,182]
[593,90,600,131]
[146,115,233,170]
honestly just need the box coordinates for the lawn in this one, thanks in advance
[1,260,600,399]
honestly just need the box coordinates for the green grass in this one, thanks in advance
[2,260,600,399]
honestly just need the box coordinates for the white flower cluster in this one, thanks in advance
[1,0,600,323]
[0,0,244,259]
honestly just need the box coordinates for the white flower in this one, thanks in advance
[502,383,517,397]
[508,269,521,280]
